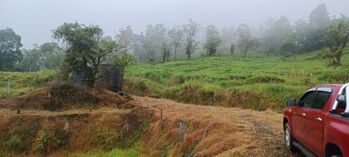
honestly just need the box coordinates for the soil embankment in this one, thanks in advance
[0,84,295,156]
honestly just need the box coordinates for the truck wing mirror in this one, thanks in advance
[336,95,346,103]
[286,99,297,106]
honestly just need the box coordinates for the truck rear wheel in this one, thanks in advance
[326,144,343,157]
[284,122,296,153]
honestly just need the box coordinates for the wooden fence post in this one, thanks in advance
[7,80,11,96]
[179,119,185,143]
[160,108,164,130]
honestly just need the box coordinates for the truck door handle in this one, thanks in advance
[301,113,306,117]
[316,117,323,122]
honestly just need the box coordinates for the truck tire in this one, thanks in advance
[326,144,343,157]
[284,122,296,153]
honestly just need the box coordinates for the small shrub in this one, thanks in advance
[171,75,185,84]
[34,128,59,154]
[7,135,21,150]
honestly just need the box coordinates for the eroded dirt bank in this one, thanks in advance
[0,84,294,157]
[0,107,152,157]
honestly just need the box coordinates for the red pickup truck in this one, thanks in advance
[283,84,349,157]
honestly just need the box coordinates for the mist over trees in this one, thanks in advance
[204,25,222,56]
[0,28,23,71]
[1,3,349,73]
[17,42,64,71]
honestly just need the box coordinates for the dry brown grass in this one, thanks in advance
[133,96,294,157]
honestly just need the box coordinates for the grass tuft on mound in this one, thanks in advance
[0,83,131,111]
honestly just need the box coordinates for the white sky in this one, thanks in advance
[1,0,349,48]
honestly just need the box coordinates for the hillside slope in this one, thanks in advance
[0,91,295,157]
[133,96,293,157]
[125,51,349,110]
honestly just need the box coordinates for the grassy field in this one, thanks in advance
[1,50,349,110]
[0,70,58,98]
[125,50,349,110]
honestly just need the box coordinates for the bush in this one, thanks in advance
[7,135,21,150]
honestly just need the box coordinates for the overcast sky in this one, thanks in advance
[1,0,349,48]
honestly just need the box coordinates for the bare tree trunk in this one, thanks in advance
[244,47,248,57]
[174,46,177,60]
[328,49,342,66]
[186,47,192,59]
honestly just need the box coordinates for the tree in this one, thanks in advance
[204,25,222,56]
[17,42,64,72]
[323,16,349,66]
[230,43,235,55]
[295,4,331,53]
[53,22,106,87]
[39,42,64,70]
[0,28,23,71]
[310,4,330,28]
[104,39,134,91]
[280,34,298,55]
[219,26,236,54]
[116,26,134,49]
[161,40,170,62]
[260,17,294,55]
[143,24,167,62]
[168,27,183,60]
[236,24,259,56]
[183,19,199,59]
[17,48,41,71]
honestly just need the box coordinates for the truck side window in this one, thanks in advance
[311,91,331,110]
[335,88,346,114]
[299,91,316,108]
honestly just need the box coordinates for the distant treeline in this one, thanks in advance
[1,3,349,72]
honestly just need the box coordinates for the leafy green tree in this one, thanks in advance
[236,24,259,56]
[0,28,23,71]
[161,40,170,62]
[17,42,63,72]
[104,39,134,91]
[310,3,330,28]
[260,17,294,55]
[295,4,331,53]
[143,24,167,62]
[280,34,298,55]
[53,22,106,87]
[168,27,183,60]
[17,48,41,71]
[204,25,222,56]
[323,16,349,66]
[116,26,134,49]
[39,42,64,69]
[183,19,199,59]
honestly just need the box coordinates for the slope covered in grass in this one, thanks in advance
[125,50,349,110]
[0,70,58,98]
